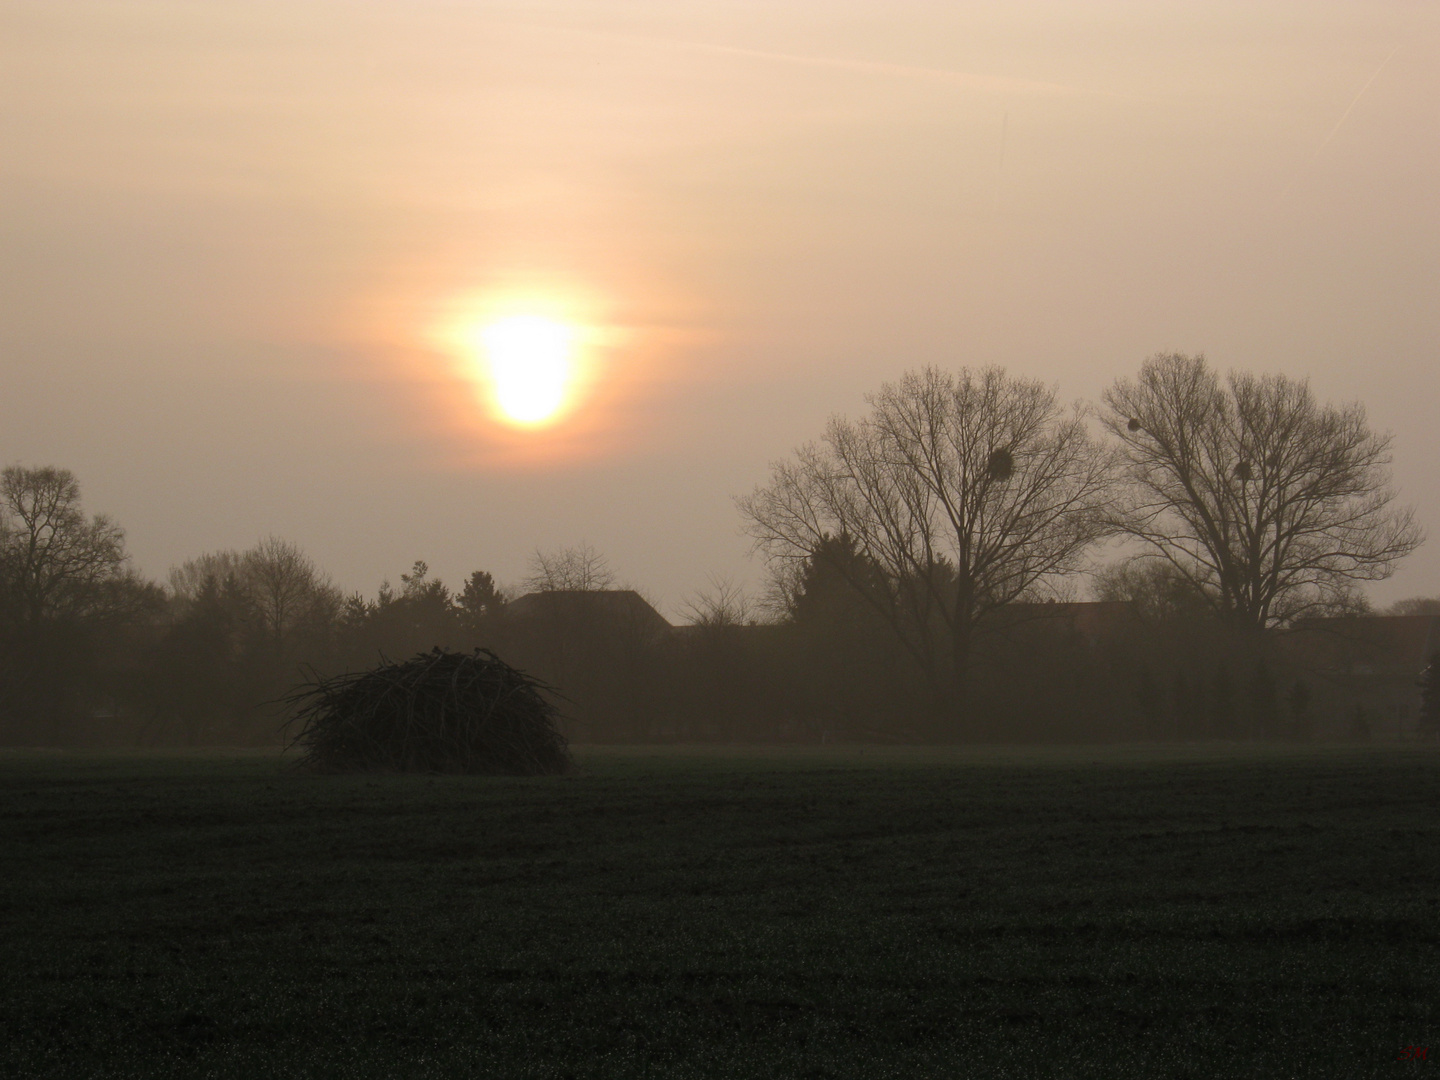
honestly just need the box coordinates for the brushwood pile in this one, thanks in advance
[284,647,570,774]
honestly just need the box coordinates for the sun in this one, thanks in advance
[478,315,577,426]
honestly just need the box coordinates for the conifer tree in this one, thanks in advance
[1287,680,1313,741]
[1246,659,1279,738]
[1418,653,1440,741]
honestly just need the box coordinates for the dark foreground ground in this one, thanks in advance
[1,745,1437,1079]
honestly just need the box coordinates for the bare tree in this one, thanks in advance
[1091,556,1210,624]
[1388,597,1440,617]
[168,549,247,604]
[0,465,131,624]
[680,574,755,628]
[0,466,160,740]
[738,366,1115,722]
[522,542,617,592]
[241,537,340,656]
[1101,354,1422,628]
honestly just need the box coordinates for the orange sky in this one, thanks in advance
[3,1,1438,613]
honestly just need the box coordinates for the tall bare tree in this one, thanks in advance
[242,537,340,656]
[0,465,131,624]
[738,366,1115,724]
[0,466,160,740]
[1101,353,1422,628]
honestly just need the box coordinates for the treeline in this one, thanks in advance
[1,353,1432,746]
[0,476,1424,747]
[0,485,514,745]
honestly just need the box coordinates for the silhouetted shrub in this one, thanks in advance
[283,647,568,774]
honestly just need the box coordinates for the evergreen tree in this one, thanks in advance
[1287,680,1313,741]
[1209,664,1235,738]
[1245,659,1279,739]
[1172,671,1198,739]
[1418,653,1440,741]
[1136,665,1163,738]
[457,570,504,637]
[788,533,890,626]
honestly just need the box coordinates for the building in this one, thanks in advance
[1284,615,1440,739]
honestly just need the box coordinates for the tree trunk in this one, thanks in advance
[946,583,976,742]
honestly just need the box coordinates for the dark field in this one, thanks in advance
[2,746,1437,1078]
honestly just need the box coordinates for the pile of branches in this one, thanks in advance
[283,647,569,774]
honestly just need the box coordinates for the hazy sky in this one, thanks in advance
[4,1,1438,615]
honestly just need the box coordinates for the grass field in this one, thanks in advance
[2,745,1437,1078]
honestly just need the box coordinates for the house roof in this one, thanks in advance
[505,589,674,636]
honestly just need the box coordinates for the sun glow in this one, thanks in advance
[477,315,577,426]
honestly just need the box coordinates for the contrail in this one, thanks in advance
[679,41,1088,97]
[1312,43,1403,157]
[571,29,1097,99]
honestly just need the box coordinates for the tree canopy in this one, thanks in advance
[739,366,1115,724]
[0,465,142,625]
[1102,354,1422,628]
